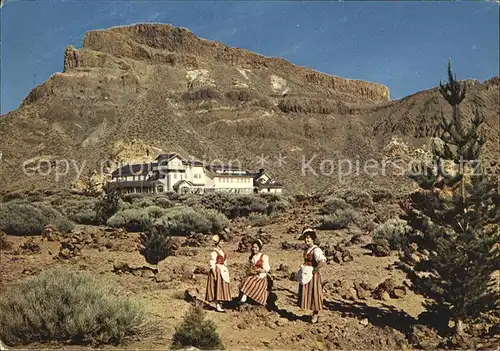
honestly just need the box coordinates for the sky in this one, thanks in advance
[0,0,499,115]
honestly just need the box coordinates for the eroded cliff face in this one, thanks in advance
[1,23,497,194]
[63,23,389,104]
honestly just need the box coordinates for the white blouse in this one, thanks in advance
[307,245,327,263]
[251,253,271,273]
[209,248,227,271]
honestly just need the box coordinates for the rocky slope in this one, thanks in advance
[0,23,498,194]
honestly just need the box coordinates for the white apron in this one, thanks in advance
[216,264,230,283]
[213,248,230,283]
[297,265,314,285]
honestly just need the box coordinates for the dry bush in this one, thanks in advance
[0,268,147,346]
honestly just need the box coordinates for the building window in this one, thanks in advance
[173,173,177,179]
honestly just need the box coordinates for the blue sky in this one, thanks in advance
[1,0,499,114]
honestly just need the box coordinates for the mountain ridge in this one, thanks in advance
[0,23,498,195]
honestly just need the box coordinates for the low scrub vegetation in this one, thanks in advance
[0,201,74,235]
[333,189,374,208]
[318,208,356,230]
[171,305,224,350]
[370,187,393,202]
[0,268,147,346]
[0,232,12,250]
[373,218,412,250]
[159,206,229,235]
[189,193,287,219]
[320,196,350,215]
[248,213,271,227]
[261,193,292,214]
[107,208,153,232]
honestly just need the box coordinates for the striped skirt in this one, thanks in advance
[297,272,324,311]
[240,275,269,305]
[205,269,232,302]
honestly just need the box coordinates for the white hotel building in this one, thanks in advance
[108,153,283,195]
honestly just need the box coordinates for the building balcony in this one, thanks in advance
[157,164,187,171]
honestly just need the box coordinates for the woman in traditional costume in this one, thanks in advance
[205,232,232,312]
[296,228,327,323]
[239,239,271,306]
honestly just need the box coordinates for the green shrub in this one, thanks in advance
[56,217,76,233]
[262,194,291,215]
[70,211,98,225]
[154,197,173,208]
[171,305,224,350]
[159,207,229,236]
[370,187,393,202]
[248,213,270,227]
[107,209,152,232]
[57,198,99,225]
[26,194,44,203]
[2,190,25,202]
[122,193,145,204]
[135,200,155,208]
[320,196,350,215]
[0,267,146,346]
[318,209,356,230]
[373,218,412,250]
[164,191,181,201]
[50,197,64,206]
[0,232,12,250]
[354,215,378,232]
[196,193,268,219]
[0,202,74,235]
[333,189,374,208]
[145,205,167,219]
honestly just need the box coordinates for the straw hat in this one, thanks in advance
[212,230,229,243]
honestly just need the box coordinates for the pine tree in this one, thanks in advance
[401,60,499,336]
[138,221,174,270]
[171,305,224,350]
